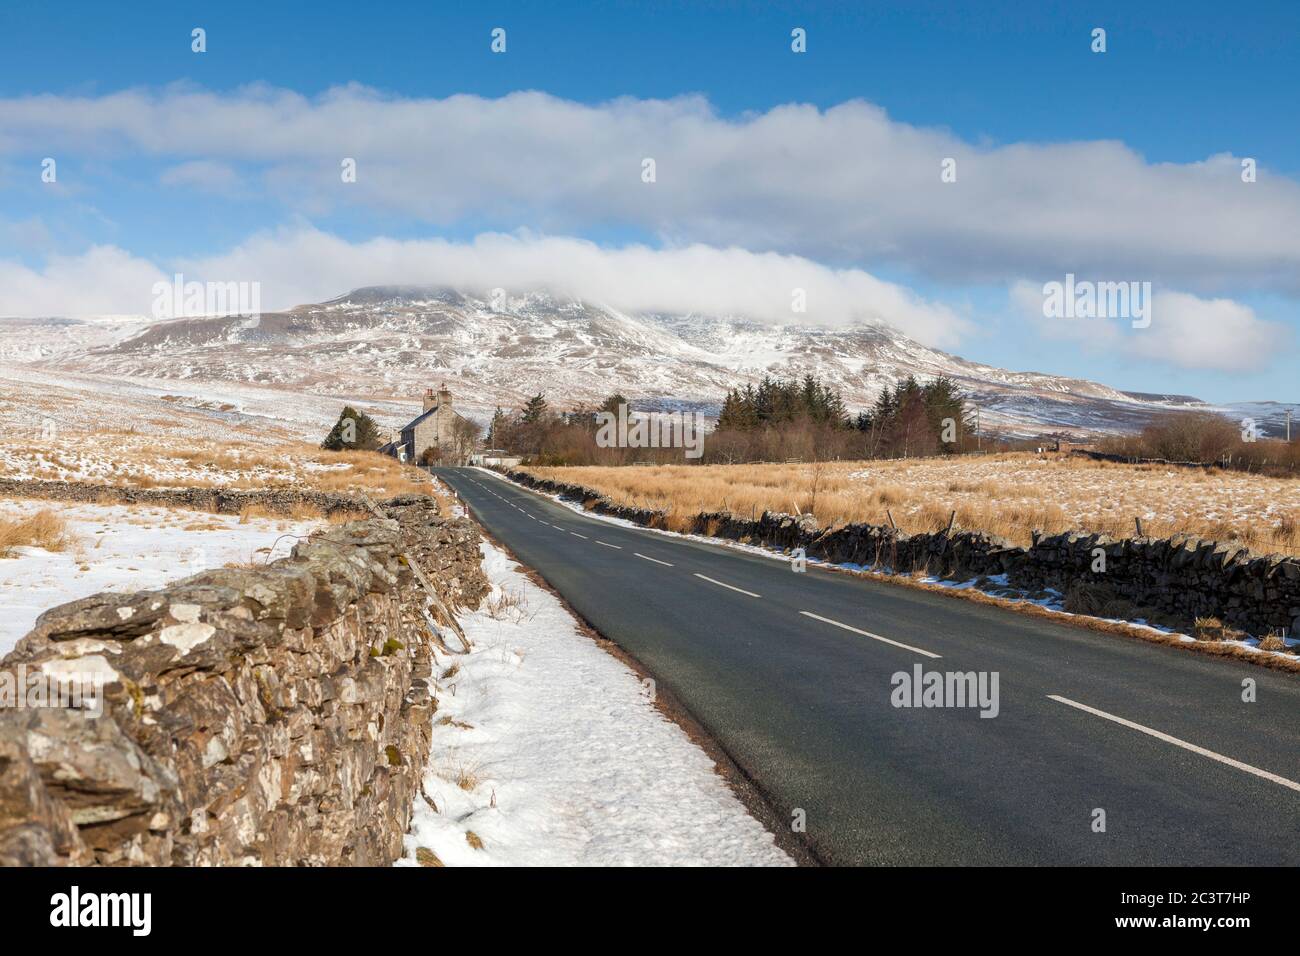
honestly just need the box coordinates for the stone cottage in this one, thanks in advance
[382,385,477,464]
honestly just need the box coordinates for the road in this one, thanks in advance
[433,467,1300,865]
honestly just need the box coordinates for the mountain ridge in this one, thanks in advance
[4,285,1294,440]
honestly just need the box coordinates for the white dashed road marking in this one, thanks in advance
[798,611,941,659]
[1048,695,1300,793]
[694,574,761,599]
[634,552,674,567]
[596,540,622,549]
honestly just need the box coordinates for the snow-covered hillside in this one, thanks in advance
[2,286,1290,440]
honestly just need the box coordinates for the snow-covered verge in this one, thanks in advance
[481,468,1300,667]
[397,538,792,867]
[0,499,320,655]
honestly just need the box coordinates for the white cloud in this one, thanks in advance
[185,228,971,345]
[1009,280,1288,373]
[1136,292,1288,372]
[0,245,166,317]
[3,86,1300,291]
[0,227,964,342]
[159,160,242,195]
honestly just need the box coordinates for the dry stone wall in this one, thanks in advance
[0,494,488,866]
[0,477,366,516]
[506,470,1299,638]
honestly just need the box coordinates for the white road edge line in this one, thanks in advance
[633,552,673,567]
[596,540,622,549]
[1048,695,1300,794]
[694,573,761,599]
[799,611,942,659]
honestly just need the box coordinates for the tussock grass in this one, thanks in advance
[1259,632,1289,652]
[415,846,444,867]
[522,452,1300,554]
[454,762,480,791]
[484,587,528,622]
[0,509,74,557]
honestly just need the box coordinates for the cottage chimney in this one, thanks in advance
[437,383,452,409]
[423,387,436,413]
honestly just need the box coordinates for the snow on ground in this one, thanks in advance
[0,439,353,488]
[0,499,320,655]
[397,538,791,867]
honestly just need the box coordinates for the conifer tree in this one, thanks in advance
[321,406,383,451]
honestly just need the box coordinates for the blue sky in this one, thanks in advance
[1,0,1297,402]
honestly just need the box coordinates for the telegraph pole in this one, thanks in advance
[963,403,981,453]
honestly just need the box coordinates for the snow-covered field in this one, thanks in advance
[0,499,319,655]
[0,437,353,488]
[398,539,791,867]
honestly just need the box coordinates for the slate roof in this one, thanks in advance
[400,406,475,433]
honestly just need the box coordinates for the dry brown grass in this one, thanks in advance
[1191,616,1249,642]
[522,452,1300,554]
[236,500,342,524]
[484,587,528,622]
[325,508,372,524]
[0,509,74,557]
[453,763,480,791]
[435,715,475,730]
[1259,632,1289,652]
[415,846,444,867]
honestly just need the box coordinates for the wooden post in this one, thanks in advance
[945,510,956,535]
[1134,516,1144,537]
[886,509,897,530]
